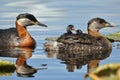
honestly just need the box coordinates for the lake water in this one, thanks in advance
[0,0,120,80]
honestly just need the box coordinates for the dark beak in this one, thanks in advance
[34,21,48,27]
[105,22,115,27]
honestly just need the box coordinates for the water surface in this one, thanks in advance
[0,0,120,80]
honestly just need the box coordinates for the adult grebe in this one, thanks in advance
[0,13,47,48]
[57,18,114,50]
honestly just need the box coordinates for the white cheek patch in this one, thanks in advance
[89,21,103,30]
[90,22,98,29]
[17,18,32,26]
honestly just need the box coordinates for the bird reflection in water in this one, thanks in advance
[45,49,112,73]
[0,47,46,77]
[15,47,37,77]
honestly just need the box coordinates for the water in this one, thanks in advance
[0,0,120,80]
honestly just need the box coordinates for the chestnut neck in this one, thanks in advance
[87,29,101,37]
[16,22,31,38]
[16,21,36,47]
[87,28,112,49]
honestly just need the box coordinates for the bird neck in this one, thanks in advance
[16,47,34,66]
[16,21,30,38]
[87,28,101,37]
[16,54,27,66]
[16,22,36,47]
[16,47,33,66]
[87,28,112,49]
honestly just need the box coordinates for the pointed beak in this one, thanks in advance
[33,21,48,27]
[105,22,115,27]
[72,27,76,31]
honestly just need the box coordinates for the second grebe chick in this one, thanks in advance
[76,29,83,35]
[0,13,47,48]
[57,24,76,43]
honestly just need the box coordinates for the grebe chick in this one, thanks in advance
[57,24,76,43]
[66,24,76,34]
[58,18,114,50]
[44,25,75,51]
[76,29,83,35]
[0,13,47,48]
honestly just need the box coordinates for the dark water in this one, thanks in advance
[0,0,120,80]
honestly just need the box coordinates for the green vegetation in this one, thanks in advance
[45,37,58,41]
[86,63,120,80]
[105,32,120,42]
[0,60,16,76]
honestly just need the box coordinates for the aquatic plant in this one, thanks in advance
[106,31,120,42]
[85,63,120,80]
[0,60,16,76]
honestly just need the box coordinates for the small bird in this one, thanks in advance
[76,29,83,35]
[44,24,76,51]
[57,24,76,44]
[0,13,47,48]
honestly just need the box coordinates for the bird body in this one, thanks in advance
[57,18,114,51]
[0,28,19,47]
[0,13,47,48]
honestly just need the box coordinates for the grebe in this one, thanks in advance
[44,25,76,51]
[57,24,76,44]
[57,18,114,50]
[0,13,47,48]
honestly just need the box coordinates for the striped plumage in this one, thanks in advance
[57,18,114,51]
